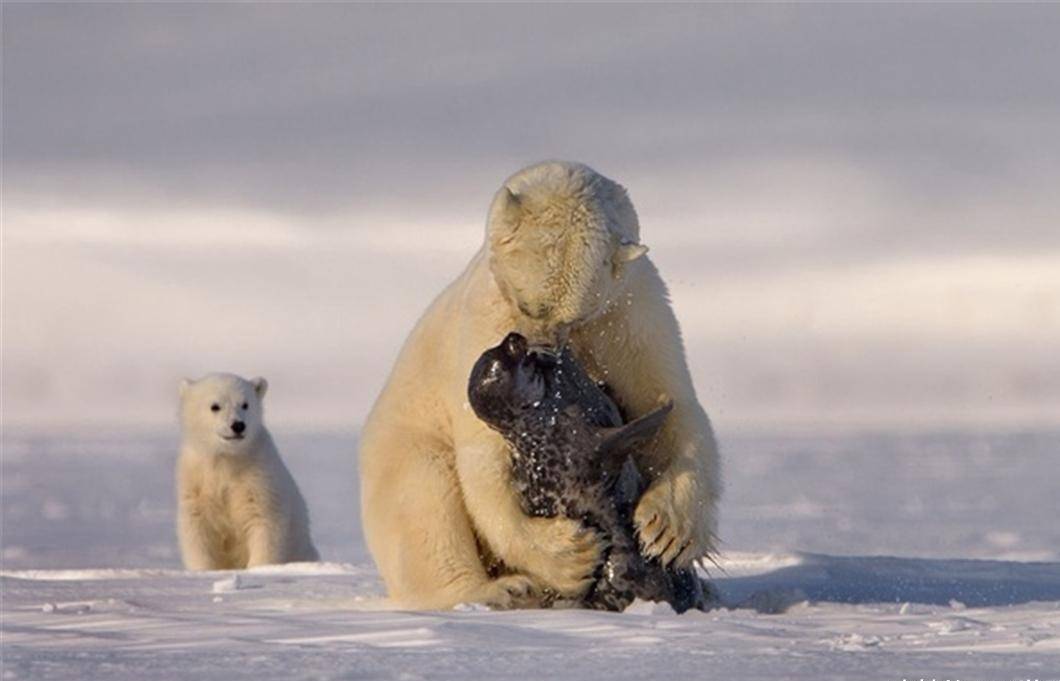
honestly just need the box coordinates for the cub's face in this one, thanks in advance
[179,373,268,453]
[488,187,648,350]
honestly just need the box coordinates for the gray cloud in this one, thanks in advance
[6,4,1060,222]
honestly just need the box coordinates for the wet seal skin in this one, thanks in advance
[468,332,709,612]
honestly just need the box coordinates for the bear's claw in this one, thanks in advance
[478,574,542,609]
[634,484,708,569]
[521,516,605,597]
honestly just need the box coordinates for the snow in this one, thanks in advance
[3,428,1060,679]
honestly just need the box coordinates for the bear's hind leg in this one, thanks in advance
[361,434,541,610]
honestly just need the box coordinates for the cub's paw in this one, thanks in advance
[634,482,712,568]
[523,516,606,597]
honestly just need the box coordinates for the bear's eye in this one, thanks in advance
[210,404,221,412]
[241,402,248,410]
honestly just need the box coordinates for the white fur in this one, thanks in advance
[360,161,719,609]
[176,373,319,570]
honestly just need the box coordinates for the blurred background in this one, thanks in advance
[4,3,1060,572]
[5,3,1060,433]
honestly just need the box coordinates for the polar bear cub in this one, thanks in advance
[176,373,319,570]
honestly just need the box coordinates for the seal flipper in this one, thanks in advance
[594,400,674,477]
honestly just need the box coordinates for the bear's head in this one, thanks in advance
[179,373,268,453]
[487,161,649,349]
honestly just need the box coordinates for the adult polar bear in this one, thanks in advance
[360,161,719,609]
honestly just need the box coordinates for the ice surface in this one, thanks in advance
[3,428,1059,679]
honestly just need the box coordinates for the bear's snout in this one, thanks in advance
[231,420,246,435]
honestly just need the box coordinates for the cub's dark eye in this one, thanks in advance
[241,402,248,410]
[210,404,221,412]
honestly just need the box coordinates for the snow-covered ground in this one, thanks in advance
[3,428,1059,679]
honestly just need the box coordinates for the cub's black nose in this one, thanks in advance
[231,420,246,434]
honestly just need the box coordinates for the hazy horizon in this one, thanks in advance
[4,4,1059,432]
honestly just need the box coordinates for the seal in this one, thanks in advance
[468,332,708,612]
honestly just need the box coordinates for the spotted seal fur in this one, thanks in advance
[467,332,708,612]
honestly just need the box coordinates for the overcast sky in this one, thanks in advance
[4,3,1059,431]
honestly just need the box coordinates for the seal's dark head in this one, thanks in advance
[468,332,551,427]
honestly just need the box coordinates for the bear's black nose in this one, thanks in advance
[231,420,246,434]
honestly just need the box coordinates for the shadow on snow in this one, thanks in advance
[713,552,1060,611]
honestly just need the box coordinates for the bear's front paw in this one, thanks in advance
[634,482,710,568]
[523,516,605,597]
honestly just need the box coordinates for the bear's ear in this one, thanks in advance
[490,187,523,244]
[179,378,193,398]
[615,241,649,263]
[250,377,268,399]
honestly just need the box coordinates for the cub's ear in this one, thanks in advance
[489,187,523,244]
[250,377,268,399]
[615,241,649,263]
[179,378,193,398]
